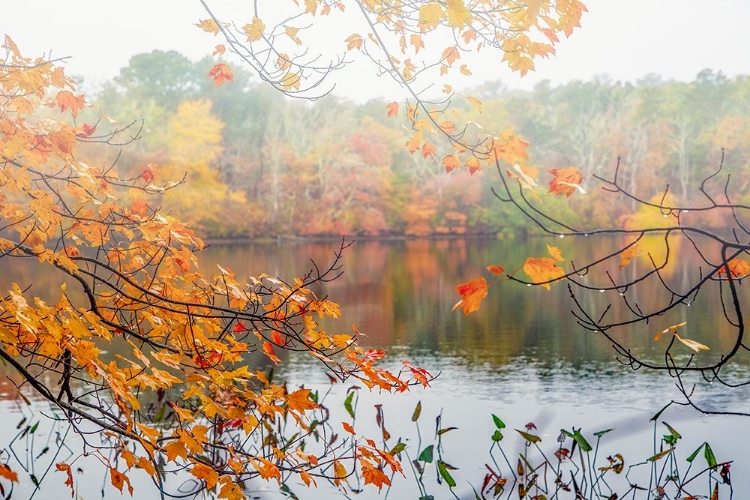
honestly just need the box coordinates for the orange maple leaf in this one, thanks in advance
[362,462,392,491]
[385,101,399,118]
[196,19,220,35]
[345,34,363,51]
[523,257,565,290]
[717,259,750,279]
[453,277,487,315]
[286,388,319,412]
[441,154,460,172]
[208,63,234,86]
[442,46,460,66]
[548,166,583,197]
[191,463,219,489]
[55,91,85,117]
[421,142,437,159]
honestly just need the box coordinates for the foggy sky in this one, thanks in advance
[4,0,750,100]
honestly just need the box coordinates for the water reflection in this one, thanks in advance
[0,237,748,497]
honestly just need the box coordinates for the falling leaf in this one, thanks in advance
[523,257,565,290]
[453,277,487,315]
[548,166,583,197]
[208,63,234,86]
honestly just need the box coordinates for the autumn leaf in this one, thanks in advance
[110,467,134,495]
[191,463,219,490]
[342,421,355,434]
[465,156,481,174]
[212,44,226,56]
[441,154,460,172]
[548,166,584,197]
[362,462,391,491]
[218,476,245,500]
[208,63,234,86]
[0,464,18,483]
[619,243,641,270]
[523,257,565,290]
[196,19,220,35]
[453,277,488,315]
[243,18,265,42]
[446,0,472,29]
[547,244,565,262]
[487,265,505,275]
[653,321,687,342]
[262,341,281,365]
[418,3,445,31]
[286,388,319,412]
[466,95,482,113]
[442,46,460,66]
[55,91,85,117]
[385,101,399,118]
[285,26,302,45]
[345,34,363,51]
[421,142,437,160]
[56,463,73,496]
[674,333,710,353]
[717,259,750,279]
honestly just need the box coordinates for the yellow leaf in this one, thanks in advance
[418,3,445,31]
[242,18,265,42]
[674,333,710,353]
[446,0,472,29]
[285,26,302,45]
[546,244,565,262]
[619,243,641,270]
[459,64,472,76]
[466,95,482,113]
[195,19,220,35]
[523,257,565,290]
[218,475,245,500]
[441,154,461,173]
[280,72,301,90]
[653,321,687,342]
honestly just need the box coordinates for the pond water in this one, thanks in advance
[0,237,747,498]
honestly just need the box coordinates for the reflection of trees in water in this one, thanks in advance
[1,236,745,382]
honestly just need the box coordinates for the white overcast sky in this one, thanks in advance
[4,0,750,101]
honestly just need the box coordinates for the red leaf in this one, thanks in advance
[208,63,234,86]
[385,102,399,118]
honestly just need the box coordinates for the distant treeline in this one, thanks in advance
[77,50,750,238]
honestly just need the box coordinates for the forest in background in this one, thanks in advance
[76,50,750,239]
